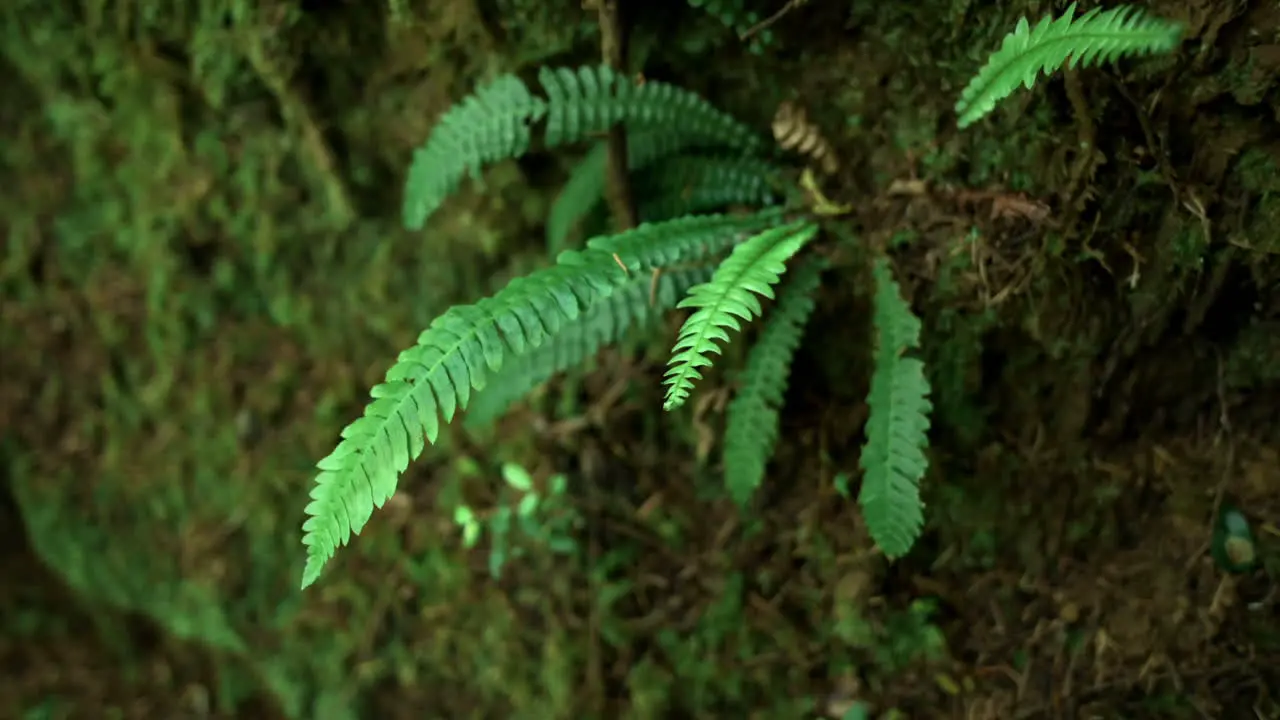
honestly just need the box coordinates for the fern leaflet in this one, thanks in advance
[466,266,715,427]
[858,258,931,559]
[955,3,1183,128]
[723,255,825,506]
[300,210,782,588]
[635,155,781,223]
[538,66,760,150]
[663,220,819,412]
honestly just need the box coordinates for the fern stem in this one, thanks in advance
[587,0,637,231]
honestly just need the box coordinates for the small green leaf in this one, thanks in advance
[1212,505,1258,574]
[518,493,540,517]
[503,463,533,491]
[833,472,851,498]
[453,505,474,525]
[462,520,481,548]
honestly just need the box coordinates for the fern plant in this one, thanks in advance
[298,1,1189,587]
[955,2,1183,128]
[297,64,934,589]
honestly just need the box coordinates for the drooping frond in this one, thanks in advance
[466,266,714,427]
[300,210,781,588]
[723,255,825,506]
[955,3,1183,128]
[405,65,763,231]
[635,156,781,222]
[663,220,819,412]
[858,258,932,559]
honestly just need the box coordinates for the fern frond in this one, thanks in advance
[405,65,762,231]
[547,131,701,254]
[403,75,548,230]
[636,156,781,222]
[858,258,932,559]
[723,255,825,506]
[300,210,781,588]
[955,3,1183,128]
[466,266,715,427]
[662,220,819,412]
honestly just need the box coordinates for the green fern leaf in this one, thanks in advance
[955,2,1182,128]
[403,74,548,230]
[466,265,715,427]
[547,131,700,254]
[858,258,932,559]
[723,255,825,506]
[300,210,781,588]
[636,155,781,222]
[553,152,781,251]
[663,220,819,412]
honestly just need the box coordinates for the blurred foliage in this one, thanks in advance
[0,0,553,715]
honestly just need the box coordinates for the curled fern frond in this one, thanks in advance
[300,210,781,588]
[723,255,825,506]
[663,220,819,412]
[466,266,715,427]
[406,65,762,231]
[955,2,1183,128]
[858,258,932,559]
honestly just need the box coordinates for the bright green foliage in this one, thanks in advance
[453,463,581,579]
[663,220,820,411]
[465,266,715,427]
[300,211,781,588]
[858,258,931,559]
[723,255,825,506]
[404,65,762,230]
[955,3,1183,128]
[306,55,832,590]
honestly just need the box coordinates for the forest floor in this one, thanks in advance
[1,0,1278,718]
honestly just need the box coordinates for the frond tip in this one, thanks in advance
[955,2,1183,128]
[662,220,819,412]
[858,258,932,559]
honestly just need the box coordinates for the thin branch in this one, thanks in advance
[588,0,637,232]
[740,0,807,42]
